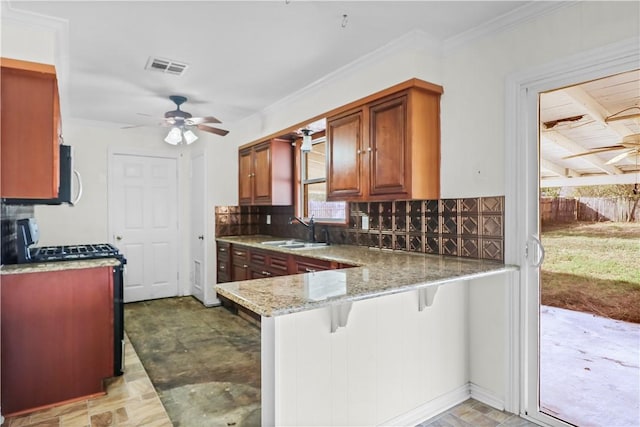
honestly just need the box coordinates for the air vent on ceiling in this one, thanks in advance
[145,56,189,76]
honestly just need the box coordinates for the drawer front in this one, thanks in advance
[249,250,268,267]
[217,241,230,261]
[269,254,289,274]
[232,246,249,266]
[293,255,332,274]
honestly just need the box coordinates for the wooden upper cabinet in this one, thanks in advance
[327,82,442,201]
[369,95,408,196]
[238,138,292,206]
[253,142,272,204]
[238,148,253,205]
[326,109,363,200]
[1,58,61,199]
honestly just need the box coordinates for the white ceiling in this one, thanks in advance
[6,1,638,187]
[540,69,640,187]
[7,0,533,128]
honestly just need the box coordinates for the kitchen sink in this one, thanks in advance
[260,240,329,249]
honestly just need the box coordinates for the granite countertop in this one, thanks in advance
[1,258,122,275]
[215,235,518,317]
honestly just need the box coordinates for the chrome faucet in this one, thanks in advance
[289,215,316,243]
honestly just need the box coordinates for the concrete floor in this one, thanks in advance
[540,305,640,427]
[125,297,261,426]
[125,297,639,427]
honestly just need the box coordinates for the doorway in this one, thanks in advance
[537,73,640,426]
[109,151,180,302]
[505,38,639,426]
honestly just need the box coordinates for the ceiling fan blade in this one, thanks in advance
[197,124,229,136]
[186,116,221,125]
[563,145,625,159]
[605,149,634,165]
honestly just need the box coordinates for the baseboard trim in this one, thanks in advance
[379,384,470,426]
[469,383,505,411]
[378,382,506,426]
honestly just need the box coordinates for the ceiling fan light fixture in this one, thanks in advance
[164,127,182,145]
[183,129,198,144]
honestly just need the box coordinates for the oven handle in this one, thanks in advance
[72,169,83,205]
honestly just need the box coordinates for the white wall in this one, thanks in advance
[440,1,640,198]
[3,1,638,298]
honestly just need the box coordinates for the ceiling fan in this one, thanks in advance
[563,133,640,165]
[162,95,229,145]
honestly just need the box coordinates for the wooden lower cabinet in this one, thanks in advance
[231,246,250,281]
[216,241,354,282]
[1,267,114,416]
[292,256,333,274]
[216,242,231,283]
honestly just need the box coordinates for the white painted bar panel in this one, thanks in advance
[469,274,508,406]
[272,280,469,426]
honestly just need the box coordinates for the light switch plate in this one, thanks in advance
[266,214,271,225]
[361,214,369,230]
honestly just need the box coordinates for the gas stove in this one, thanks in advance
[31,243,123,262]
[15,218,125,264]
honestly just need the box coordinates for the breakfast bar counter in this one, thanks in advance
[213,235,519,427]
[214,235,516,317]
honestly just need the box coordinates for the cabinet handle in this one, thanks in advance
[243,264,248,268]
[220,248,227,252]
[261,270,271,276]
[234,251,243,256]
[305,267,316,273]
[357,149,361,154]
[220,265,225,270]
[367,147,372,152]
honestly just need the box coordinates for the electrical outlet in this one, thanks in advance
[266,214,271,225]
[361,214,369,230]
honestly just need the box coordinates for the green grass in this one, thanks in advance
[541,222,640,323]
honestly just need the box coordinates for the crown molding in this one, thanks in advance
[443,1,578,54]
[250,28,441,124]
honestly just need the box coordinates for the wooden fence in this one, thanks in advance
[541,197,640,224]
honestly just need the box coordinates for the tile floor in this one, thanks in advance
[3,334,171,427]
[3,296,539,427]
[416,399,539,427]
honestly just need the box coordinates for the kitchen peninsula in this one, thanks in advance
[215,236,519,426]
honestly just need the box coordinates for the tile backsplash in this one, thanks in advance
[215,196,504,262]
[1,203,35,264]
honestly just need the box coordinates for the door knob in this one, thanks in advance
[115,235,123,241]
[198,235,204,240]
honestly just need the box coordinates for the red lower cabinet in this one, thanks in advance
[1,266,114,416]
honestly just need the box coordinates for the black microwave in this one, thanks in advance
[3,145,82,206]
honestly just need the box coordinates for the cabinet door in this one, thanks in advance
[238,148,254,205]
[253,142,272,204]
[1,267,113,415]
[1,63,60,199]
[231,245,250,281]
[369,95,409,196]
[327,110,364,200]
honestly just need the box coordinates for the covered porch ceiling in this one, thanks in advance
[540,69,640,188]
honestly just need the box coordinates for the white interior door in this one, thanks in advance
[190,151,206,303]
[110,152,179,303]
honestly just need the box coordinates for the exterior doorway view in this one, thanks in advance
[109,151,180,303]
[537,72,640,426]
